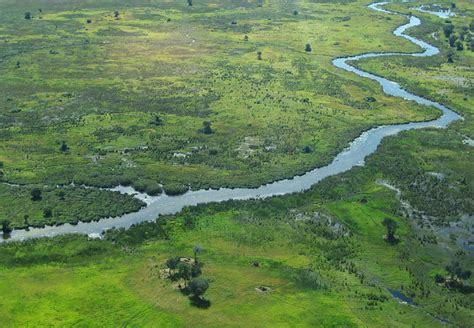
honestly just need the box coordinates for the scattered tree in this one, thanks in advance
[303,145,313,153]
[166,256,181,270]
[244,35,249,41]
[193,245,202,264]
[257,51,262,60]
[114,10,120,19]
[31,188,42,201]
[177,262,192,286]
[305,43,312,52]
[293,10,299,15]
[200,121,214,134]
[150,115,164,126]
[43,207,53,218]
[1,220,12,235]
[443,24,454,38]
[382,218,398,244]
[449,34,457,47]
[447,53,454,63]
[189,277,209,299]
[434,273,445,284]
[16,61,21,69]
[60,141,69,152]
[25,12,32,20]
[445,261,471,287]
[187,0,193,6]
[455,39,464,51]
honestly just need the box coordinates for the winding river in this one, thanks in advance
[4,2,462,241]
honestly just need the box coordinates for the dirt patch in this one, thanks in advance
[255,286,272,293]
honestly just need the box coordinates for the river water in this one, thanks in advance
[4,2,462,241]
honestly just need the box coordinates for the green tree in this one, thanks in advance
[382,218,398,243]
[443,24,454,38]
[189,278,209,299]
[447,53,454,63]
[166,256,181,270]
[60,141,69,152]
[446,261,472,284]
[150,115,163,126]
[177,262,192,286]
[43,207,53,218]
[193,245,202,264]
[257,51,262,60]
[305,43,312,52]
[455,39,464,51]
[201,121,214,134]
[31,188,42,201]
[449,34,457,47]
[24,12,31,20]
[187,0,193,6]
[1,220,12,235]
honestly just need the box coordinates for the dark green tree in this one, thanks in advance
[257,51,262,60]
[443,24,454,37]
[455,39,464,51]
[150,115,164,126]
[449,34,457,47]
[1,220,12,235]
[43,207,53,218]
[166,256,181,270]
[31,188,42,201]
[25,12,32,20]
[193,245,202,264]
[305,43,312,52]
[303,145,313,153]
[446,261,472,284]
[60,141,69,152]
[177,262,192,287]
[201,121,214,134]
[187,0,193,6]
[189,278,209,299]
[382,218,398,243]
[447,53,454,63]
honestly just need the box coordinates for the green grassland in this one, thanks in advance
[0,168,472,326]
[0,0,437,197]
[0,0,473,326]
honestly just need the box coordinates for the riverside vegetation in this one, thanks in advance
[0,0,473,327]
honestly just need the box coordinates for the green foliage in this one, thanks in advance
[166,256,180,270]
[382,218,398,243]
[1,184,144,228]
[188,278,209,298]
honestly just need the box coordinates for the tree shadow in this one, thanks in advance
[189,296,211,309]
[384,236,400,245]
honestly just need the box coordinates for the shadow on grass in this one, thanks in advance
[189,296,211,309]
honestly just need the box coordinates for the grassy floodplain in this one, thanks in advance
[0,0,442,227]
[0,0,473,327]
